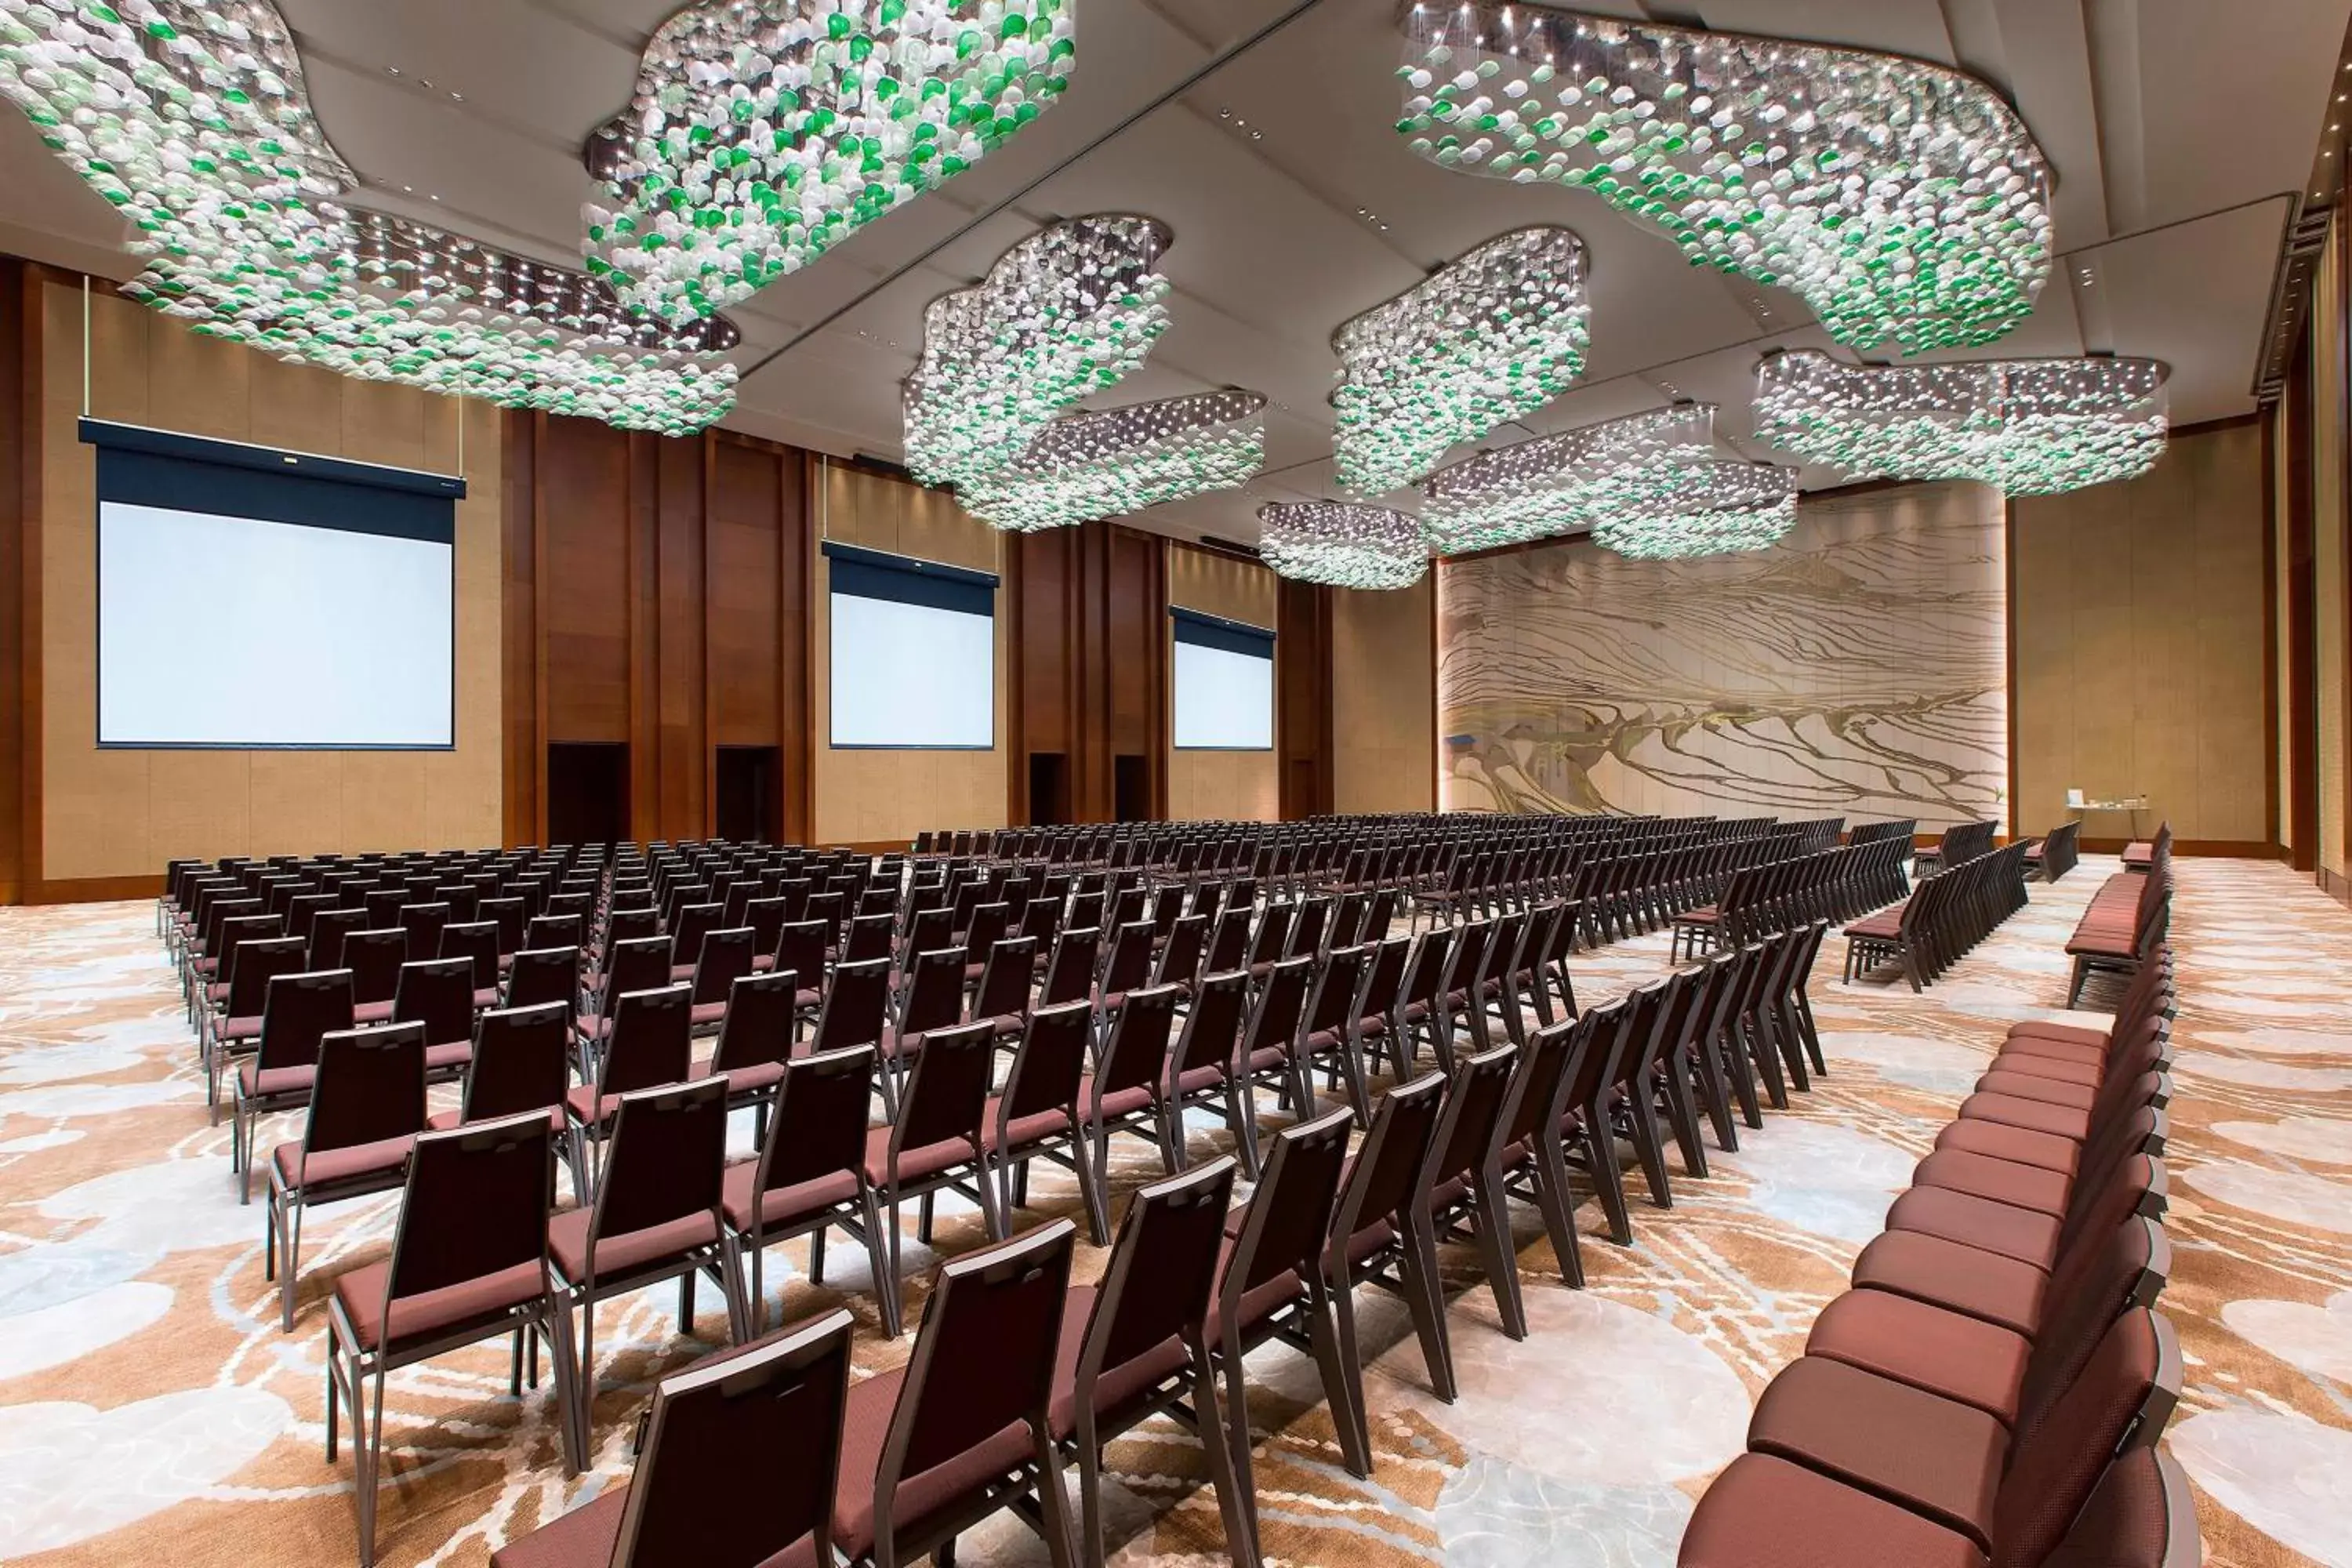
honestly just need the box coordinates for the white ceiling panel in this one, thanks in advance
[0,0,2339,546]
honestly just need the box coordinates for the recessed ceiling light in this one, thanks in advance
[450,91,464,103]
[430,193,441,201]
[385,65,401,76]
[401,183,413,193]
[419,79,434,90]
[1250,129,1262,140]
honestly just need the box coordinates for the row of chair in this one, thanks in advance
[2065,827,2172,1007]
[1679,951,2190,1568]
[1669,837,1913,962]
[1915,817,2001,876]
[2025,818,2082,884]
[1842,841,2032,990]
[476,915,1841,1568]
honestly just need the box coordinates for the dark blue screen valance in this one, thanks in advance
[80,418,461,544]
[1171,605,1276,659]
[822,539,998,617]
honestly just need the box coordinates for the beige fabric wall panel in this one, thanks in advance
[2014,422,2274,846]
[2275,404,2295,852]
[1167,543,1277,626]
[1165,542,1277,820]
[1440,481,2007,829]
[1331,576,1436,814]
[811,459,1008,844]
[38,285,503,880]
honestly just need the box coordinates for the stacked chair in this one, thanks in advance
[1842,840,2032,991]
[1679,952,2189,1568]
[2066,826,2172,1006]
[2024,818,2082,883]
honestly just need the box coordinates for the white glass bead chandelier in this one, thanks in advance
[1330,225,1590,496]
[585,0,1077,326]
[1590,459,1799,560]
[1258,502,1429,590]
[1754,349,2169,495]
[902,213,1173,489]
[0,0,739,434]
[1418,401,1715,553]
[960,389,1266,532]
[1395,3,2055,355]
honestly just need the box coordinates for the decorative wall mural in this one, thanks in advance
[1439,481,2005,828]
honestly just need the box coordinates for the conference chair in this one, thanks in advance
[264,1022,428,1332]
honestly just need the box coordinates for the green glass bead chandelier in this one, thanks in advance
[585,0,1076,326]
[902,212,1172,490]
[1330,225,1589,496]
[1258,501,1429,590]
[1589,458,1799,560]
[1418,401,1716,554]
[1754,349,2169,494]
[1396,2,2054,355]
[0,0,739,434]
[960,389,1266,532]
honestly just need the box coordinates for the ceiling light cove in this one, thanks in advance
[1258,502,1430,589]
[1753,349,2169,494]
[1330,225,1589,495]
[585,0,1077,326]
[1396,2,2055,356]
[1419,401,1716,553]
[901,212,1172,490]
[0,0,739,434]
[1589,459,1799,560]
[959,389,1266,532]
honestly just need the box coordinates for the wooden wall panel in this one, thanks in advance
[2,262,26,904]
[1332,575,1436,814]
[22,276,501,894]
[2015,420,2274,848]
[537,416,631,744]
[501,416,811,848]
[1006,521,1167,825]
[1278,576,1334,818]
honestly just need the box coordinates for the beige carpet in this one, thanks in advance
[0,856,2347,1566]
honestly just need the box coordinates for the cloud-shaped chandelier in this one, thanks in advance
[959,389,1265,532]
[0,0,739,434]
[1331,226,1589,496]
[1591,459,1798,560]
[902,213,1172,489]
[1419,402,1715,553]
[1754,349,2169,495]
[1396,3,2054,355]
[585,0,1076,326]
[1259,502,1429,590]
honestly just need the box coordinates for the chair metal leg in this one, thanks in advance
[1469,1175,1527,1340]
[1397,1214,1456,1400]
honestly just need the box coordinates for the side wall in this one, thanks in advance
[26,278,503,896]
[1439,481,2009,829]
[1166,543,1279,822]
[2318,216,2351,884]
[2012,420,2273,848]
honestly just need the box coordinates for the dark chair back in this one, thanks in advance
[343,929,410,1007]
[1094,985,1181,1105]
[1420,1044,1519,1199]
[882,1221,1076,1484]
[392,958,477,1047]
[600,936,677,1010]
[605,1308,855,1568]
[303,1022,429,1156]
[439,921,501,992]
[593,1078,731,1243]
[811,957,891,1054]
[1222,1107,1353,1304]
[891,1020,994,1158]
[399,902,451,964]
[1171,971,1248,1082]
[690,927,759,1007]
[1078,1156,1236,1399]
[223,935,310,1019]
[755,1046,877,1197]
[971,936,1039,1023]
[504,946,580,1012]
[381,1112,553,1307]
[1330,1071,1447,1250]
[997,1001,1091,1127]
[1040,927,1100,1009]
[710,971,800,1072]
[773,920,829,999]
[462,1003,572,1123]
[600,983,695,1098]
[257,969,358,1073]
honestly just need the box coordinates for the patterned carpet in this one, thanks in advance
[1,856,2348,1567]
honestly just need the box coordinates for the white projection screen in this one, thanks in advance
[827,545,996,748]
[87,421,460,749]
[1172,611,1275,750]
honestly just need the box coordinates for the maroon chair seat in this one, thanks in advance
[1804,1291,2032,1425]
[1956,1092,2100,1142]
[427,1104,564,1137]
[1842,909,1904,940]
[1933,1117,2082,1174]
[1972,1070,2097,1109]
[1989,1052,2103,1087]
[273,1134,413,1192]
[1849,1229,2050,1337]
[1910,1149,2073,1216]
[1747,1356,2008,1547]
[332,1256,549,1353]
[1677,1453,1984,1568]
[1883,1186,2065,1271]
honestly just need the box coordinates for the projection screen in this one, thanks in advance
[826,543,997,749]
[86,419,460,749]
[1172,608,1275,750]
